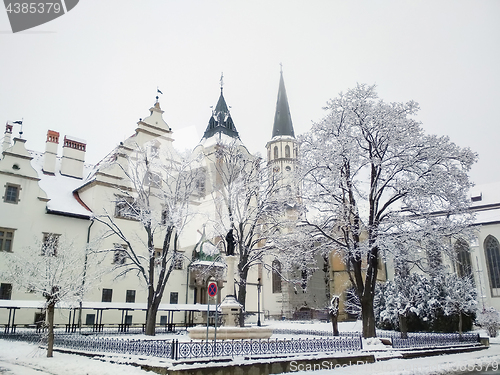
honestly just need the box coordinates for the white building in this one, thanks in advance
[0,73,329,330]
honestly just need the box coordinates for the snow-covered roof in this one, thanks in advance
[190,260,225,268]
[198,131,243,149]
[64,135,87,144]
[29,150,93,218]
[470,182,500,225]
[470,181,500,207]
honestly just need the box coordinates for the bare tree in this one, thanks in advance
[94,144,204,336]
[2,236,102,357]
[300,84,477,337]
[206,140,284,326]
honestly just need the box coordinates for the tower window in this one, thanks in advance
[274,146,278,159]
[285,145,290,158]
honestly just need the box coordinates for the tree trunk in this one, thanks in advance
[361,295,376,338]
[330,313,339,336]
[458,311,463,335]
[399,313,408,339]
[47,304,55,357]
[145,303,159,336]
[237,280,247,327]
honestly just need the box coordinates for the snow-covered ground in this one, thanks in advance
[1,320,500,374]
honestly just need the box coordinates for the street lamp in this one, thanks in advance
[257,277,261,327]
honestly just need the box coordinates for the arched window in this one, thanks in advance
[485,235,500,295]
[272,260,282,294]
[285,145,290,158]
[455,239,472,278]
[274,146,278,159]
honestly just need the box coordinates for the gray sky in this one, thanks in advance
[1,0,499,185]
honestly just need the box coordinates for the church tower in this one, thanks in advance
[266,69,299,196]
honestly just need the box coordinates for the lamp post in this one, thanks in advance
[257,278,261,327]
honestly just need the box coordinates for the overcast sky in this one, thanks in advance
[1,1,499,185]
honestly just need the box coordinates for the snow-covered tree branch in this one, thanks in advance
[93,143,204,335]
[299,84,477,338]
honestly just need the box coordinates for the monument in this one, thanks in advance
[187,231,272,340]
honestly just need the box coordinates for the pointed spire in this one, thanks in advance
[272,69,295,138]
[202,81,240,140]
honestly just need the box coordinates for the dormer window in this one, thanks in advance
[471,192,482,202]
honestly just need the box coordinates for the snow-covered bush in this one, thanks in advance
[477,307,500,337]
[375,273,477,333]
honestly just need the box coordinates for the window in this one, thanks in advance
[0,228,14,252]
[34,312,45,325]
[113,244,127,265]
[125,315,133,324]
[195,176,206,196]
[102,288,113,302]
[455,239,473,278]
[170,291,178,304]
[173,255,184,270]
[155,248,163,259]
[161,206,169,225]
[0,283,12,300]
[145,171,162,187]
[41,233,59,256]
[285,145,290,158]
[272,260,282,294]
[3,183,20,204]
[274,146,278,159]
[115,196,138,220]
[126,290,136,303]
[85,314,95,325]
[485,235,500,296]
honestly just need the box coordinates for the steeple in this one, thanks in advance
[202,84,239,140]
[272,69,295,139]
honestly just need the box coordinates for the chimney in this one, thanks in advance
[2,123,13,153]
[60,135,86,179]
[42,130,59,175]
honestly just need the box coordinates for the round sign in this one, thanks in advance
[207,282,218,297]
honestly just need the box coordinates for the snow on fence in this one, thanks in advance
[0,332,362,360]
[0,330,480,358]
[391,333,480,349]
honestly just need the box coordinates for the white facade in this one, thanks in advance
[0,93,289,328]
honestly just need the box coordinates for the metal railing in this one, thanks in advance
[0,332,362,360]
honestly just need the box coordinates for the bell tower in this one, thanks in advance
[266,68,299,197]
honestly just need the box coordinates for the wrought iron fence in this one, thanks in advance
[175,336,362,359]
[392,333,480,349]
[0,332,361,360]
[0,329,480,358]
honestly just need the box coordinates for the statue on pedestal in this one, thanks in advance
[225,229,235,256]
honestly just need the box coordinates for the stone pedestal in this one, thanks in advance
[220,255,241,327]
[188,254,272,340]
